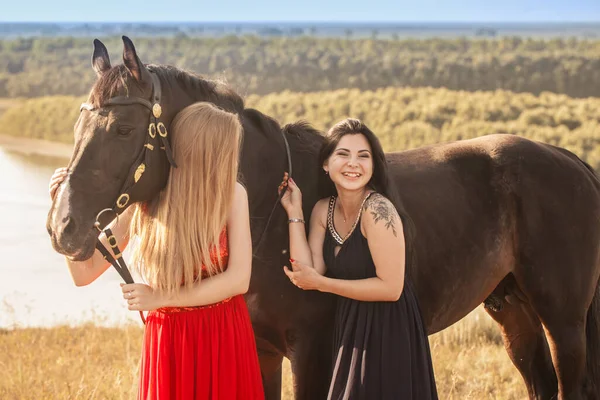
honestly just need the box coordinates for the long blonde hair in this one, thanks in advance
[130,102,243,294]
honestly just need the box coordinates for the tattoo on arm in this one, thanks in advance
[365,194,398,237]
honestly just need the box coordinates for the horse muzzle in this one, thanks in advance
[46,183,97,261]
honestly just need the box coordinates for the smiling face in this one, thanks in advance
[324,133,374,193]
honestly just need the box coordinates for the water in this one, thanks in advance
[0,147,139,328]
[2,22,600,39]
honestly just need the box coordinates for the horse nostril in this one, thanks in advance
[62,216,77,235]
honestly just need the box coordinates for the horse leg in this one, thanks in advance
[514,269,594,400]
[532,280,600,400]
[584,282,600,399]
[539,317,587,400]
[287,326,333,400]
[255,335,285,400]
[485,276,557,399]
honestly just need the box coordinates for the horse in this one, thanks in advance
[46,37,600,400]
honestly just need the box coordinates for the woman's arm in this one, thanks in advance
[129,182,253,310]
[66,207,133,286]
[289,198,328,275]
[49,167,132,286]
[285,194,405,302]
[282,177,328,275]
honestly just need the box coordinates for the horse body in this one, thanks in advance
[46,38,600,400]
[244,114,600,399]
[390,134,600,399]
[389,134,519,333]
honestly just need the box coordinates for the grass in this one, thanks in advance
[0,307,528,399]
[0,324,140,400]
[427,308,527,399]
[0,98,20,119]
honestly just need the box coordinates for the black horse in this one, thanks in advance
[47,37,600,400]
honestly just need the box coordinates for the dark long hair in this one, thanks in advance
[318,118,417,277]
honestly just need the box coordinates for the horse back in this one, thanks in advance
[385,134,600,332]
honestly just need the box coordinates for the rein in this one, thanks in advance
[252,129,292,258]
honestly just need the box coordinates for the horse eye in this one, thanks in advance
[118,126,133,136]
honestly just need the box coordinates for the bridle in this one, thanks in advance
[79,68,292,323]
[81,69,177,213]
[80,69,176,323]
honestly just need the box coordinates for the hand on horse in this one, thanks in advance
[283,260,323,291]
[48,167,69,200]
[279,172,303,216]
[121,283,165,311]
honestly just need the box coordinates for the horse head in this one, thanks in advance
[46,36,173,260]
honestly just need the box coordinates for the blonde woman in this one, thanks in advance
[49,102,264,399]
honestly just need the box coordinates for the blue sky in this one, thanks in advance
[2,0,599,22]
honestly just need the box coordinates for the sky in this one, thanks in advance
[1,0,599,23]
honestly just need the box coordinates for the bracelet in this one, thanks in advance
[288,218,305,224]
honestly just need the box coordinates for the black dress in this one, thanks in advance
[323,194,438,400]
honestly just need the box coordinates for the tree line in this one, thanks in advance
[2,86,599,169]
[1,36,600,98]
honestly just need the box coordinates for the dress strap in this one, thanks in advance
[327,196,341,243]
[327,192,375,245]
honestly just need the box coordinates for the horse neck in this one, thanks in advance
[163,69,244,116]
[239,111,290,206]
[160,70,287,207]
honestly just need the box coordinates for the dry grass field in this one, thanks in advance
[0,307,527,399]
[0,98,20,118]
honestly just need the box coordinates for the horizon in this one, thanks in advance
[3,20,599,40]
[3,21,600,24]
[2,0,599,23]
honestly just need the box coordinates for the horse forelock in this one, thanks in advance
[89,64,132,107]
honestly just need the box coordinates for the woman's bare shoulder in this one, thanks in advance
[310,197,331,227]
[234,182,249,201]
[362,193,402,237]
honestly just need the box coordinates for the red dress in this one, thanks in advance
[138,229,264,400]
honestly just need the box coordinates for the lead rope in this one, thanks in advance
[94,209,146,324]
[252,128,293,258]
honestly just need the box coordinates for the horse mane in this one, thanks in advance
[90,63,324,161]
[89,64,245,113]
[156,65,245,113]
[282,120,325,155]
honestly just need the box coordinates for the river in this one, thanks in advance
[0,135,139,328]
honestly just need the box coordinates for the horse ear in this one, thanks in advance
[91,39,111,77]
[122,36,150,83]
